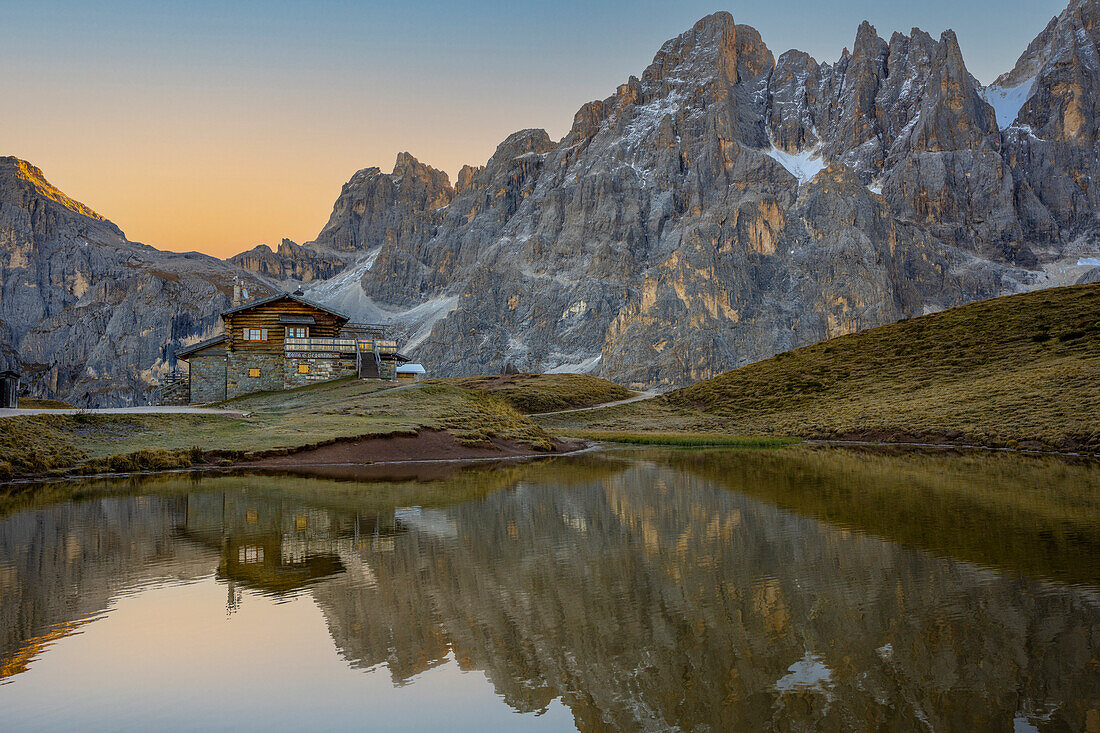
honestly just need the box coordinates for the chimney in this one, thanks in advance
[232,278,241,306]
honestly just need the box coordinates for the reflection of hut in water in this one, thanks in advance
[179,494,347,595]
[177,493,408,597]
[218,535,345,595]
[0,370,19,409]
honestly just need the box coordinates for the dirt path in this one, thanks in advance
[0,406,250,418]
[529,391,661,417]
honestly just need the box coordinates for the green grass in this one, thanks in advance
[0,378,557,480]
[431,373,634,413]
[16,398,76,409]
[561,430,800,448]
[0,416,88,478]
[543,283,1100,452]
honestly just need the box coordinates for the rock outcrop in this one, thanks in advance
[229,238,346,283]
[312,152,454,255]
[0,157,270,405]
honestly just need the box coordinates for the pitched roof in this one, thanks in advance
[177,334,227,358]
[221,291,350,323]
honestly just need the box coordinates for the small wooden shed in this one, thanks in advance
[0,370,19,409]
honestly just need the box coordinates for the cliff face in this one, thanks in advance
[228,2,1099,387]
[0,157,270,406]
[228,239,346,283]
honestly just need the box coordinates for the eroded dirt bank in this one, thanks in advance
[245,429,586,468]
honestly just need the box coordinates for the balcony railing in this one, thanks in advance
[285,337,358,354]
[284,337,398,355]
[357,339,398,354]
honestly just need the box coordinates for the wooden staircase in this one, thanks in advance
[356,338,398,381]
[156,372,189,406]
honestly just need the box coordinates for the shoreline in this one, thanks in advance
[2,432,1097,488]
[0,428,590,486]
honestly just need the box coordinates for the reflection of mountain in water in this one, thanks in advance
[1,454,1099,730]
[0,496,214,680]
[312,462,1100,730]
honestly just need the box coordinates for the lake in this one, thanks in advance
[1,447,1099,731]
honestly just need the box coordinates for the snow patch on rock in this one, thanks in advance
[303,250,459,354]
[546,354,602,374]
[620,92,684,151]
[983,77,1037,130]
[764,145,827,184]
[306,248,381,306]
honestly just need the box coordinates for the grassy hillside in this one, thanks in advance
[544,284,1100,452]
[432,373,634,413]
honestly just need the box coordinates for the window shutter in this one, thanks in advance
[261,328,268,340]
[242,328,248,341]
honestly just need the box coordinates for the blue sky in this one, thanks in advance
[0,0,1069,255]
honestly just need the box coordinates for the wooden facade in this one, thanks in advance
[222,295,348,355]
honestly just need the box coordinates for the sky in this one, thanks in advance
[0,0,1069,258]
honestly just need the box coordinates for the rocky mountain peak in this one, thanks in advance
[662,11,737,63]
[986,0,1100,138]
[229,238,345,283]
[487,129,554,166]
[455,164,483,193]
[319,5,1088,385]
[851,20,888,61]
[0,158,276,405]
[649,11,774,88]
[311,152,456,252]
[0,156,124,239]
[391,151,451,189]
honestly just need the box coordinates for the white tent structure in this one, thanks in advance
[396,363,427,382]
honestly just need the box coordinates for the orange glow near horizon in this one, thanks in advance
[9,118,560,259]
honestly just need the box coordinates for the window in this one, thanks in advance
[243,328,265,341]
[248,368,261,378]
[298,364,310,374]
[286,326,309,339]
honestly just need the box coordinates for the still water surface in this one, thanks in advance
[1,447,1099,731]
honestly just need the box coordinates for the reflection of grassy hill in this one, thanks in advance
[0,454,631,520]
[433,373,633,413]
[661,446,1100,585]
[545,284,1100,451]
